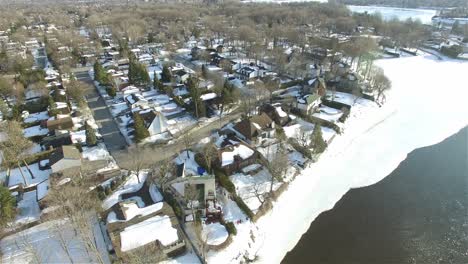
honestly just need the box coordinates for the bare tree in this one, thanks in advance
[44,183,106,264]
[151,162,174,192]
[201,142,218,174]
[265,145,289,194]
[0,121,35,184]
[125,243,165,264]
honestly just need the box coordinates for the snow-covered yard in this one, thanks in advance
[312,105,343,123]
[102,170,149,210]
[167,115,197,135]
[23,111,49,123]
[23,125,48,138]
[202,223,229,246]
[0,219,110,264]
[1,162,50,187]
[82,143,112,161]
[230,169,280,213]
[325,91,375,108]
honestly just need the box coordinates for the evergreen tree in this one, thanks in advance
[161,65,172,83]
[201,64,208,79]
[106,85,117,97]
[153,71,164,92]
[310,124,327,154]
[133,113,150,142]
[85,122,98,146]
[93,61,105,83]
[0,185,15,227]
[129,60,150,88]
[48,96,58,116]
[187,77,206,118]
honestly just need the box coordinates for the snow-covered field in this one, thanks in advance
[207,55,468,263]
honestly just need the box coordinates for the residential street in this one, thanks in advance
[75,70,242,168]
[75,71,129,157]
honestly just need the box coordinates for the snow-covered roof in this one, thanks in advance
[200,92,217,101]
[120,215,179,252]
[221,144,255,166]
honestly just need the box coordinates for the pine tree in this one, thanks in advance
[311,124,327,154]
[48,96,58,116]
[106,85,116,97]
[153,72,165,92]
[85,122,97,146]
[161,65,172,83]
[93,61,105,83]
[201,64,208,79]
[0,185,16,227]
[133,113,150,143]
[138,64,151,88]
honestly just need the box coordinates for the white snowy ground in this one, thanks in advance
[206,55,468,263]
[1,218,110,264]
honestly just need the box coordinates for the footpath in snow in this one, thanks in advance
[207,54,468,263]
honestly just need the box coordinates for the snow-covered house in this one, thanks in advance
[169,151,220,219]
[260,103,290,126]
[215,139,258,175]
[304,77,327,96]
[296,94,321,115]
[235,66,259,81]
[49,145,82,177]
[232,113,276,144]
[125,93,149,109]
[137,109,168,136]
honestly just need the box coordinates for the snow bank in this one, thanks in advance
[249,55,468,263]
[120,215,179,252]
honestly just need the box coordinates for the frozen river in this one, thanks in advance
[348,5,437,24]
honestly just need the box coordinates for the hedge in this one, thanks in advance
[214,169,236,194]
[234,195,254,219]
[224,221,237,236]
[163,191,183,219]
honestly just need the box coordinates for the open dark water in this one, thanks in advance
[283,127,468,264]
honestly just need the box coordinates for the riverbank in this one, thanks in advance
[219,54,468,263]
[283,126,468,263]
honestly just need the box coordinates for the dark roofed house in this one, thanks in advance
[41,131,73,150]
[232,112,275,144]
[49,145,82,177]
[260,103,290,126]
[46,116,74,131]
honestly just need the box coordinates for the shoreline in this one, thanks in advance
[205,53,468,263]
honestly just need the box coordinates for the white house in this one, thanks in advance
[137,109,168,136]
